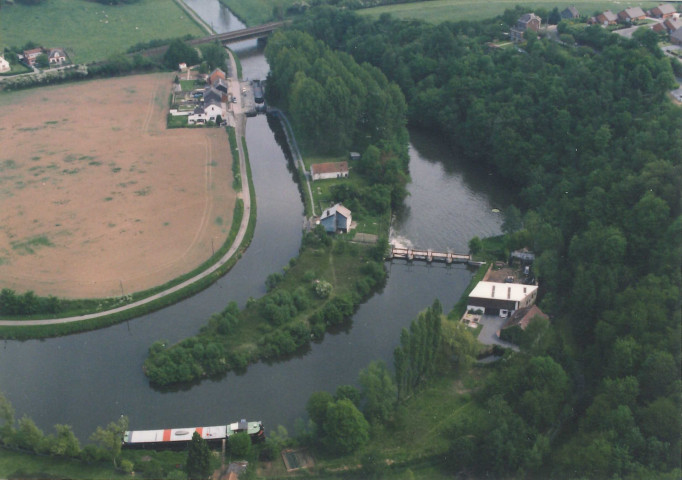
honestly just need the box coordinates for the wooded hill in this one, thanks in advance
[286,6,681,478]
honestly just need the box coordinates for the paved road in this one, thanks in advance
[0,50,251,327]
[477,314,520,351]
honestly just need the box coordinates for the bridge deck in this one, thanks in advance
[390,246,470,264]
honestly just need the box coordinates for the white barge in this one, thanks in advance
[122,419,264,449]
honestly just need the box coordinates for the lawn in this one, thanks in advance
[358,0,661,23]
[0,0,205,64]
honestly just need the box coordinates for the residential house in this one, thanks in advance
[596,10,618,25]
[653,22,667,33]
[0,56,9,73]
[213,78,228,94]
[561,6,581,20]
[319,204,352,233]
[671,27,682,45]
[510,13,542,42]
[502,305,548,330]
[209,67,226,85]
[188,106,207,125]
[651,3,676,18]
[618,7,647,22]
[664,17,682,32]
[47,48,66,65]
[23,47,43,66]
[178,62,187,72]
[203,103,222,122]
[467,281,538,316]
[188,103,223,125]
[203,86,223,107]
[310,161,349,181]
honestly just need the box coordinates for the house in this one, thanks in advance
[178,62,187,72]
[203,86,222,107]
[310,161,349,181]
[502,305,548,330]
[23,47,43,66]
[596,10,619,25]
[671,27,682,45]
[188,106,207,125]
[213,78,228,94]
[203,103,222,122]
[188,103,223,125]
[664,17,682,32]
[319,204,352,233]
[47,48,66,65]
[618,7,647,22]
[0,56,9,73]
[510,13,542,42]
[561,6,581,20]
[651,4,676,18]
[208,68,226,85]
[467,281,538,316]
[653,22,667,33]
[349,152,361,162]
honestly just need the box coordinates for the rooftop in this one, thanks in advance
[311,161,349,175]
[469,281,537,301]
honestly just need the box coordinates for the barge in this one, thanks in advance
[122,419,264,449]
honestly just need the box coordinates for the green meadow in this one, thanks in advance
[358,0,660,23]
[0,0,205,64]
[221,0,661,26]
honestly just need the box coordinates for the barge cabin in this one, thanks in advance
[122,419,264,449]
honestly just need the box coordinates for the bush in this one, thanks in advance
[313,280,332,299]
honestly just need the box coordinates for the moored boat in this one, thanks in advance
[122,419,264,449]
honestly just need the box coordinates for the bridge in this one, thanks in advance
[390,246,471,264]
[188,22,288,47]
[140,22,287,58]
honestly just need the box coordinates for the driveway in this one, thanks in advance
[478,314,520,351]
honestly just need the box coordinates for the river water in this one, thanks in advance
[0,4,510,441]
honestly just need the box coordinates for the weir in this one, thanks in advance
[390,246,471,264]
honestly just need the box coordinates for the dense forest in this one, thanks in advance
[281,6,681,478]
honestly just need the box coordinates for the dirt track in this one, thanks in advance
[0,73,235,299]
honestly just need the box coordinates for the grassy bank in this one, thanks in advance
[359,0,660,23]
[0,127,257,339]
[0,0,203,63]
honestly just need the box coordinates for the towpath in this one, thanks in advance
[0,50,251,328]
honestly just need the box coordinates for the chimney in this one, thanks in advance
[508,287,511,299]
[491,285,495,297]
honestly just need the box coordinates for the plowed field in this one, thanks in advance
[0,73,234,299]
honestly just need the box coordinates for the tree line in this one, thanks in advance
[289,6,680,478]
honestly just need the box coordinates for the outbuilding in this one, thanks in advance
[319,204,352,233]
[310,161,349,181]
[467,281,538,316]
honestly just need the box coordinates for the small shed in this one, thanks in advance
[349,152,361,162]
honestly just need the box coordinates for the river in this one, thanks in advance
[0,4,510,441]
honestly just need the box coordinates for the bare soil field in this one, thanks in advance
[0,73,235,299]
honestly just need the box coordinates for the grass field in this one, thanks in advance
[358,0,661,23]
[220,0,661,26]
[0,0,204,64]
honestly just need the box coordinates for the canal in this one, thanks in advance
[0,3,511,441]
